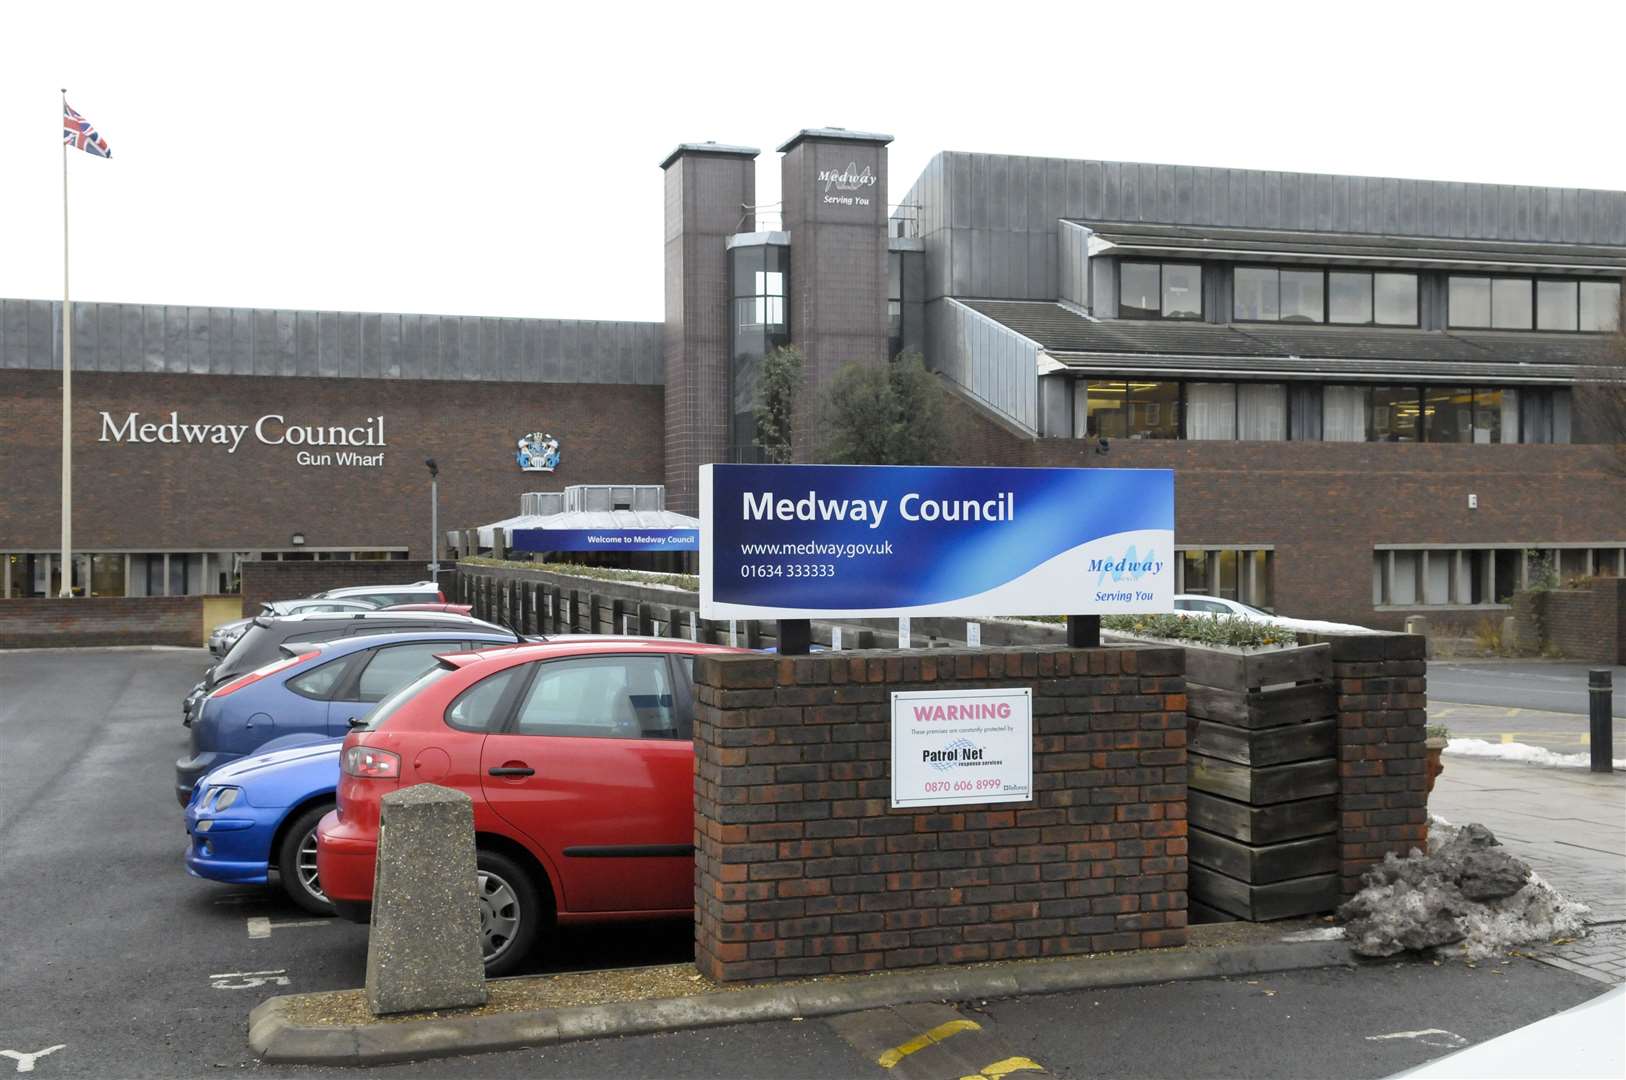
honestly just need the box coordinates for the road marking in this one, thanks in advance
[878,1019,983,1068]
[1,1047,66,1074]
[1367,1029,1468,1049]
[210,969,290,990]
[247,916,330,939]
[1501,733,1514,744]
[960,1057,1046,1080]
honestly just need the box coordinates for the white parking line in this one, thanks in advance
[209,969,290,990]
[1,1046,66,1073]
[1367,1029,1468,1049]
[246,916,331,939]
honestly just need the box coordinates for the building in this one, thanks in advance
[3,128,1623,628]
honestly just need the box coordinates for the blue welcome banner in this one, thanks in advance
[699,464,1174,619]
[510,528,699,553]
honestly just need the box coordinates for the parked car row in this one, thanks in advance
[182,580,746,975]
[206,581,461,657]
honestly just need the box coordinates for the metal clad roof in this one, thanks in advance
[1075,220,1626,270]
[955,299,1610,384]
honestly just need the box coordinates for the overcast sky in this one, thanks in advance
[3,0,1622,324]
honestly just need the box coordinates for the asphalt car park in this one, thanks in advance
[2,645,1614,1080]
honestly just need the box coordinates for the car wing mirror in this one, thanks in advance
[347,715,367,729]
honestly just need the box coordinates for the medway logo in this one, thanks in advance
[816,162,876,193]
[1089,546,1164,587]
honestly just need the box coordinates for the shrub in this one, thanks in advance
[459,557,698,593]
[1100,613,1295,648]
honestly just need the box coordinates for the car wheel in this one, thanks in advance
[476,849,544,977]
[276,803,336,916]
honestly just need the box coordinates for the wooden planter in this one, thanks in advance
[1186,642,1341,922]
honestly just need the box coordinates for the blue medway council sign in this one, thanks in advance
[509,528,699,553]
[699,464,1174,619]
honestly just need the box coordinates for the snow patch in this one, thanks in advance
[1443,738,1626,771]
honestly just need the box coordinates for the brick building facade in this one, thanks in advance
[2,129,1623,622]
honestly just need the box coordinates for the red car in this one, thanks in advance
[316,638,746,975]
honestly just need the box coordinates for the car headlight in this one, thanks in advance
[209,786,241,811]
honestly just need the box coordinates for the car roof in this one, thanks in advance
[318,581,438,597]
[434,636,750,670]
[279,628,526,659]
[264,610,482,625]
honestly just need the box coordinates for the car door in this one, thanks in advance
[330,640,470,734]
[478,654,692,915]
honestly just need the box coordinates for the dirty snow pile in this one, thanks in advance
[1338,819,1590,960]
[1444,738,1626,771]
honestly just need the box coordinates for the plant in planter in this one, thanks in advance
[1425,723,1450,794]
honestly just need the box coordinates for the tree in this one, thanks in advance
[1573,296,1626,476]
[753,345,803,464]
[818,351,947,465]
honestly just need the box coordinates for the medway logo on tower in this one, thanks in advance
[97,412,387,467]
[816,161,876,207]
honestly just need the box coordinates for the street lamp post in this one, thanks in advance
[425,458,440,582]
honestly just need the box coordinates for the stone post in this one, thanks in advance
[365,784,487,1015]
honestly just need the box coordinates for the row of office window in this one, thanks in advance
[1118,260,1621,332]
[3,549,409,598]
[1373,546,1626,608]
[1176,547,1274,610]
[1074,381,1571,443]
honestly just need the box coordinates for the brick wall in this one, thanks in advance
[1541,579,1626,664]
[0,596,202,648]
[238,560,432,616]
[692,645,1189,982]
[1323,634,1430,895]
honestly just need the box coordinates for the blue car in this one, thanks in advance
[175,629,522,806]
[185,738,343,912]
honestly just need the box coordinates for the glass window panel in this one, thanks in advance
[513,656,677,739]
[887,253,902,300]
[1161,264,1202,319]
[730,247,764,299]
[1423,387,1473,443]
[1391,552,1418,605]
[356,642,457,702]
[1120,263,1160,319]
[1553,388,1572,444]
[1473,388,1504,444]
[1247,551,1272,610]
[445,668,520,732]
[1491,278,1532,329]
[1238,383,1287,440]
[1328,272,1373,324]
[1521,389,1553,443]
[1182,551,1210,594]
[1234,267,1277,321]
[1086,382,1127,438]
[1216,550,1239,600]
[1322,385,1368,442]
[89,553,124,597]
[1369,386,1420,442]
[761,271,784,298]
[1289,383,1322,441]
[1128,382,1180,439]
[1425,554,1451,604]
[1449,277,1491,327]
[1374,273,1418,325]
[1580,281,1621,332]
[1186,383,1236,440]
[1536,280,1578,331]
[1373,553,1385,605]
[1279,270,1324,323]
[289,657,349,700]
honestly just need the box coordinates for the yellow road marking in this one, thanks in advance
[1501,733,1514,744]
[877,1019,982,1068]
[961,1057,1046,1080]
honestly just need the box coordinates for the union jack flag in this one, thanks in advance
[63,100,112,158]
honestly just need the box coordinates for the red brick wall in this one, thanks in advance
[238,560,432,617]
[0,370,665,556]
[1535,578,1626,663]
[1323,634,1430,895]
[0,596,201,648]
[692,645,1189,982]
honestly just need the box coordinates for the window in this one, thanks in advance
[1329,272,1372,324]
[1368,387,1420,442]
[1120,262,1202,320]
[1323,386,1368,443]
[1186,383,1236,440]
[1580,281,1622,332]
[1373,546,1624,607]
[1233,267,1278,322]
[888,252,903,359]
[444,667,521,732]
[1491,278,1532,329]
[288,657,350,700]
[1448,277,1492,328]
[1188,382,1285,440]
[1536,281,1578,332]
[1518,388,1571,444]
[1374,273,1419,325]
[1176,547,1274,610]
[1235,268,1417,325]
[1289,384,1323,440]
[1422,387,1474,443]
[1238,383,1287,440]
[511,655,678,740]
[730,243,791,456]
[355,641,462,702]
[1082,381,1180,439]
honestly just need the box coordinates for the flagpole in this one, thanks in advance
[60,87,74,598]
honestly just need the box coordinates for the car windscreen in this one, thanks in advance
[358,666,452,731]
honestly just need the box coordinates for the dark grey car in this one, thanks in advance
[182,610,515,725]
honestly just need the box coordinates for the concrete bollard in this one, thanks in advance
[365,784,487,1016]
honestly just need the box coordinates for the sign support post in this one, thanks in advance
[1067,615,1100,648]
[777,619,811,655]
